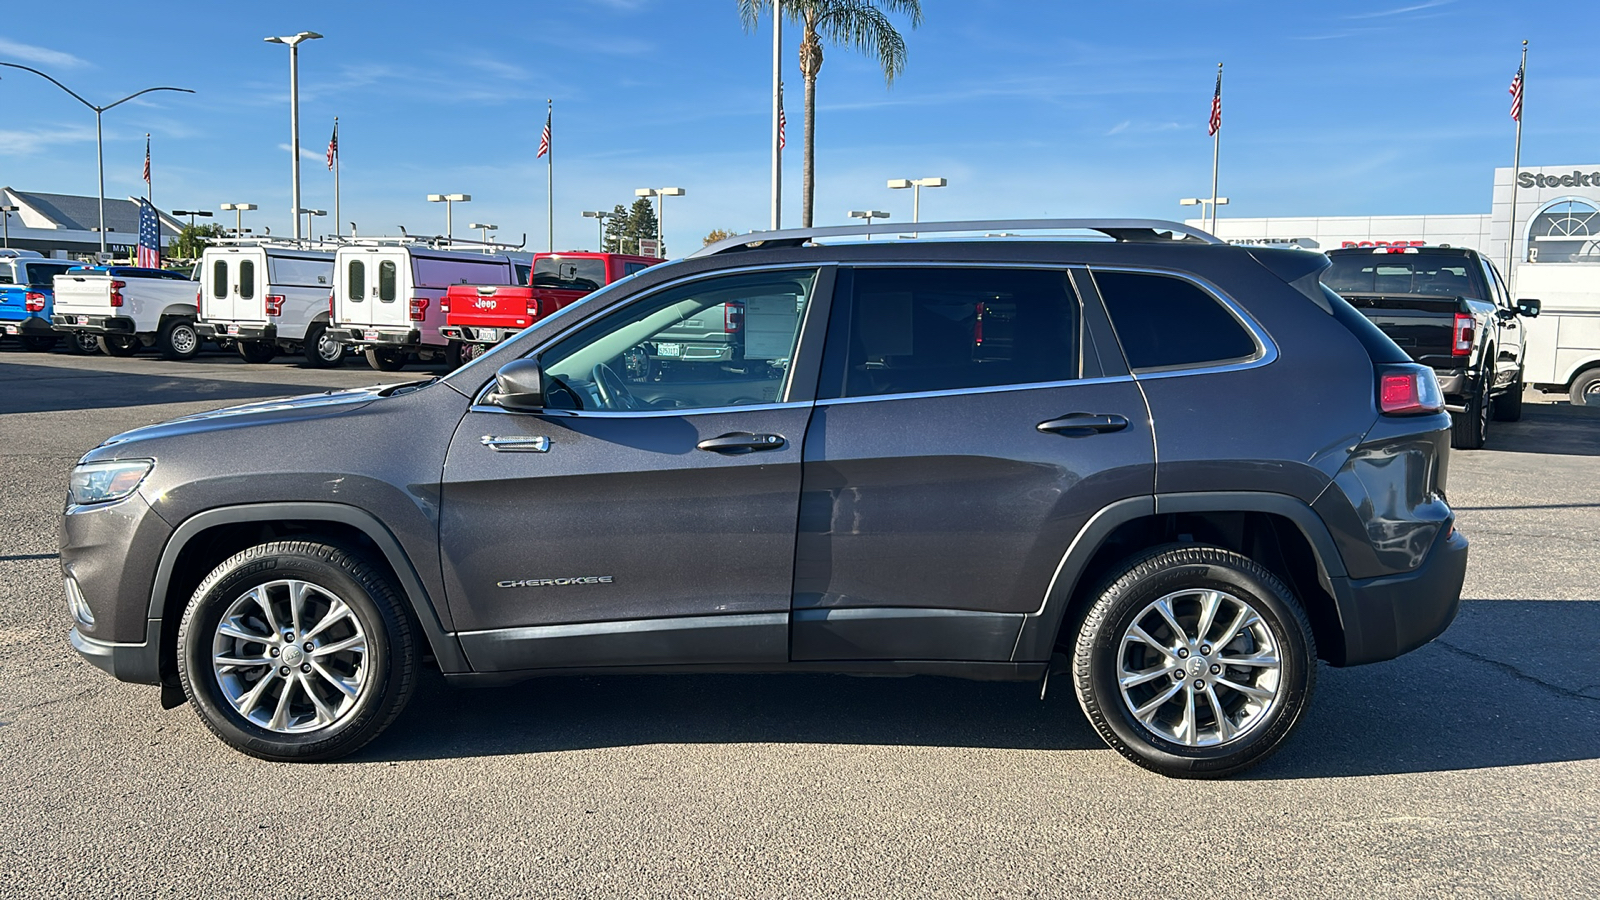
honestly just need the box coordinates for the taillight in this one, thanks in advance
[328,291,335,320]
[1377,364,1444,416]
[195,285,203,317]
[409,297,429,321]
[439,298,450,314]
[110,279,125,308]
[1451,313,1474,357]
[974,302,985,347]
[24,291,46,313]
[264,294,285,317]
[724,301,744,333]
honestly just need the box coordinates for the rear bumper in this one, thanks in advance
[341,326,422,348]
[1333,525,1468,666]
[440,325,507,344]
[196,321,277,342]
[51,314,135,335]
[0,315,55,337]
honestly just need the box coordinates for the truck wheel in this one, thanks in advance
[1450,374,1489,450]
[98,335,140,357]
[157,319,202,361]
[20,335,58,352]
[67,333,100,355]
[443,340,464,369]
[303,324,346,368]
[365,347,407,372]
[236,341,277,364]
[175,540,418,762]
[1490,373,1524,422]
[1571,369,1600,407]
[1072,545,1316,779]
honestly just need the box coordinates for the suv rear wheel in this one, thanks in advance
[1073,545,1316,779]
[176,540,418,762]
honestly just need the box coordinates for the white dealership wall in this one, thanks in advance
[1190,163,1600,288]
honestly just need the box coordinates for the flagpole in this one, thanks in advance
[333,117,340,242]
[771,1,782,230]
[547,98,554,253]
[146,133,152,205]
[1210,64,1221,234]
[1506,41,1527,278]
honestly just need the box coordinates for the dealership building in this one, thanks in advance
[1191,163,1600,287]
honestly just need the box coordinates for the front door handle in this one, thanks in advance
[481,435,551,453]
[696,432,786,453]
[1037,413,1130,437]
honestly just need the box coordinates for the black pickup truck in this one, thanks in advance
[1323,246,1540,449]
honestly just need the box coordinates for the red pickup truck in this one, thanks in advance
[440,251,662,363]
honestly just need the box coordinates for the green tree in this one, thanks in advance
[602,203,630,253]
[621,197,659,254]
[168,223,226,260]
[703,228,739,246]
[740,0,922,227]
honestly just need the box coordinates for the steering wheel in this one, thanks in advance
[591,362,641,410]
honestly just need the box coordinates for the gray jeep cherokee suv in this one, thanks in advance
[62,219,1468,778]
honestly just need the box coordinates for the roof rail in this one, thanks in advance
[333,234,527,253]
[202,235,344,251]
[691,218,1224,258]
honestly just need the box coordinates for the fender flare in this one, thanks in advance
[146,502,468,672]
[1011,491,1353,664]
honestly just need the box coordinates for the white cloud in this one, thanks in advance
[0,125,98,155]
[0,37,90,70]
[1343,0,1454,19]
[277,143,327,162]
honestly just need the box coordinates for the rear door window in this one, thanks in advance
[212,260,228,299]
[346,260,365,301]
[239,260,255,301]
[824,267,1080,399]
[1092,271,1258,371]
[378,260,398,302]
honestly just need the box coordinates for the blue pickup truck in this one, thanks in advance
[0,250,84,352]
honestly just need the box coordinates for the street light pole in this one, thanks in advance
[469,222,498,246]
[264,32,324,242]
[0,63,193,256]
[887,177,946,236]
[427,194,471,241]
[1179,196,1229,234]
[581,210,611,250]
[847,209,890,239]
[634,187,685,257]
[0,205,17,249]
[220,203,257,238]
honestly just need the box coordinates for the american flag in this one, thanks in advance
[537,110,551,159]
[1208,70,1222,136]
[1509,63,1524,122]
[136,200,161,269]
[327,120,338,170]
[142,135,151,185]
[778,86,786,150]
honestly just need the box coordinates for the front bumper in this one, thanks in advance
[1,315,56,337]
[70,622,161,685]
[51,314,135,335]
[1333,525,1469,666]
[196,321,277,342]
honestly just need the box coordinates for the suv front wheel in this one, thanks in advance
[176,540,418,762]
[1073,545,1316,778]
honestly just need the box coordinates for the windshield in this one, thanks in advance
[1323,253,1486,300]
[532,257,607,292]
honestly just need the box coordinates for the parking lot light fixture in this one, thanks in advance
[219,203,257,238]
[848,209,891,239]
[887,177,946,235]
[171,209,213,229]
[427,194,471,241]
[1179,196,1229,233]
[634,187,686,257]
[298,208,326,242]
[469,222,498,246]
[0,204,18,248]
[264,32,323,241]
[581,210,614,250]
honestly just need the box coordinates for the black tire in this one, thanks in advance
[157,318,202,361]
[1072,545,1317,779]
[443,340,464,370]
[1570,368,1600,407]
[1450,372,1489,450]
[1491,372,1524,422]
[236,340,277,364]
[97,334,140,357]
[303,323,346,368]
[66,332,100,355]
[176,540,418,762]
[20,335,57,352]
[365,347,407,371]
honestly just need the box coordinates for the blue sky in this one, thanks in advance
[1,0,1595,254]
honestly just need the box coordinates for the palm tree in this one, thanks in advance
[740,0,923,228]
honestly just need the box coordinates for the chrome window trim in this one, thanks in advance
[815,374,1135,407]
[470,261,833,408]
[466,399,814,419]
[1083,264,1279,381]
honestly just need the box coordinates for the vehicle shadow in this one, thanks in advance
[363,599,1600,778]
[1484,403,1600,456]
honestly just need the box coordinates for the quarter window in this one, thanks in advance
[827,267,1080,399]
[239,260,255,301]
[378,260,398,302]
[1093,271,1257,371]
[346,260,365,301]
[212,260,227,299]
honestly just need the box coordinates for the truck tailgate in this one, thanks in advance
[445,284,537,329]
[1343,293,1460,360]
[52,275,115,316]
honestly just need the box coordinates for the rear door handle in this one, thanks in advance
[1037,413,1130,436]
[481,435,550,453]
[696,432,786,453]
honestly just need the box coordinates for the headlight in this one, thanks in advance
[68,459,154,506]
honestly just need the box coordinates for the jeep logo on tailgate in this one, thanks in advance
[474,298,498,310]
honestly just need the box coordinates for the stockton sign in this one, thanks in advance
[1517,169,1600,189]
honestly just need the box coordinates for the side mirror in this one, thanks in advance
[1517,298,1541,318]
[487,359,545,410]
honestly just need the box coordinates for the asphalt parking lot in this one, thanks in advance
[1,345,1597,898]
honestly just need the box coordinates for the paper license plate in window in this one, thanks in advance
[656,342,682,357]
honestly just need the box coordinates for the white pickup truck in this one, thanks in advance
[51,266,202,359]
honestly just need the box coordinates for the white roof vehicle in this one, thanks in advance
[194,242,342,367]
[331,240,518,371]
[1514,264,1600,406]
